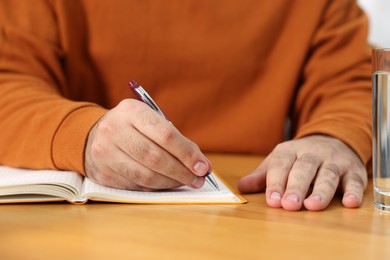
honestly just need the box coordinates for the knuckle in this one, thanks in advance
[142,111,160,127]
[272,144,293,157]
[118,98,137,110]
[135,173,155,188]
[135,105,160,127]
[128,168,162,190]
[292,172,309,182]
[274,141,292,151]
[345,172,367,190]
[273,143,284,152]
[316,178,338,191]
[123,166,150,187]
[340,159,354,171]
[269,150,294,170]
[296,153,319,167]
[321,162,341,179]
[130,139,151,160]
[126,138,162,167]
[157,124,175,143]
[294,153,320,172]
[95,118,114,135]
[90,141,107,159]
[120,98,160,127]
[115,161,130,176]
[180,141,200,163]
[144,149,163,167]
[106,161,148,189]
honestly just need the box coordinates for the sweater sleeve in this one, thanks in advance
[0,1,106,174]
[293,0,372,166]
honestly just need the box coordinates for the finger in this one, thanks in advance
[91,165,182,191]
[107,155,185,191]
[341,170,367,208]
[127,100,211,176]
[281,153,320,211]
[303,162,341,211]
[88,137,189,190]
[115,127,205,188]
[237,156,270,194]
[265,149,296,208]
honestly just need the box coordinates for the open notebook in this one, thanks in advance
[0,166,247,204]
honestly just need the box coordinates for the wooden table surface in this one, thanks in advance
[0,154,389,260]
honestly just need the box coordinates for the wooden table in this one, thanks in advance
[0,154,389,260]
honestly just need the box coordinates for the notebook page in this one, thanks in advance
[0,166,83,200]
[81,173,245,203]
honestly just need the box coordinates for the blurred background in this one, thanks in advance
[358,0,390,47]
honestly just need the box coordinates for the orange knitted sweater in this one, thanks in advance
[0,0,372,175]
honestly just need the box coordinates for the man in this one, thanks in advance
[0,0,371,211]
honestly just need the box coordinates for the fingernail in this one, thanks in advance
[345,194,358,200]
[285,194,299,202]
[192,176,204,188]
[193,161,207,175]
[270,192,281,201]
[309,194,322,201]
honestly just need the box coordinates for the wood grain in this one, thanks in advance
[0,154,389,260]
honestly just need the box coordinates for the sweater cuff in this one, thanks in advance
[294,117,372,165]
[52,105,107,175]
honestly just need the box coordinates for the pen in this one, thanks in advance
[128,80,220,191]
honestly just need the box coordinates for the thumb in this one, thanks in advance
[237,156,269,194]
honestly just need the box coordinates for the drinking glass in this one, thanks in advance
[372,48,390,212]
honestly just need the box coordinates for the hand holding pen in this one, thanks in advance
[83,81,216,191]
[129,80,219,190]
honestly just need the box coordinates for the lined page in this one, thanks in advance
[0,166,83,198]
[81,173,245,204]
